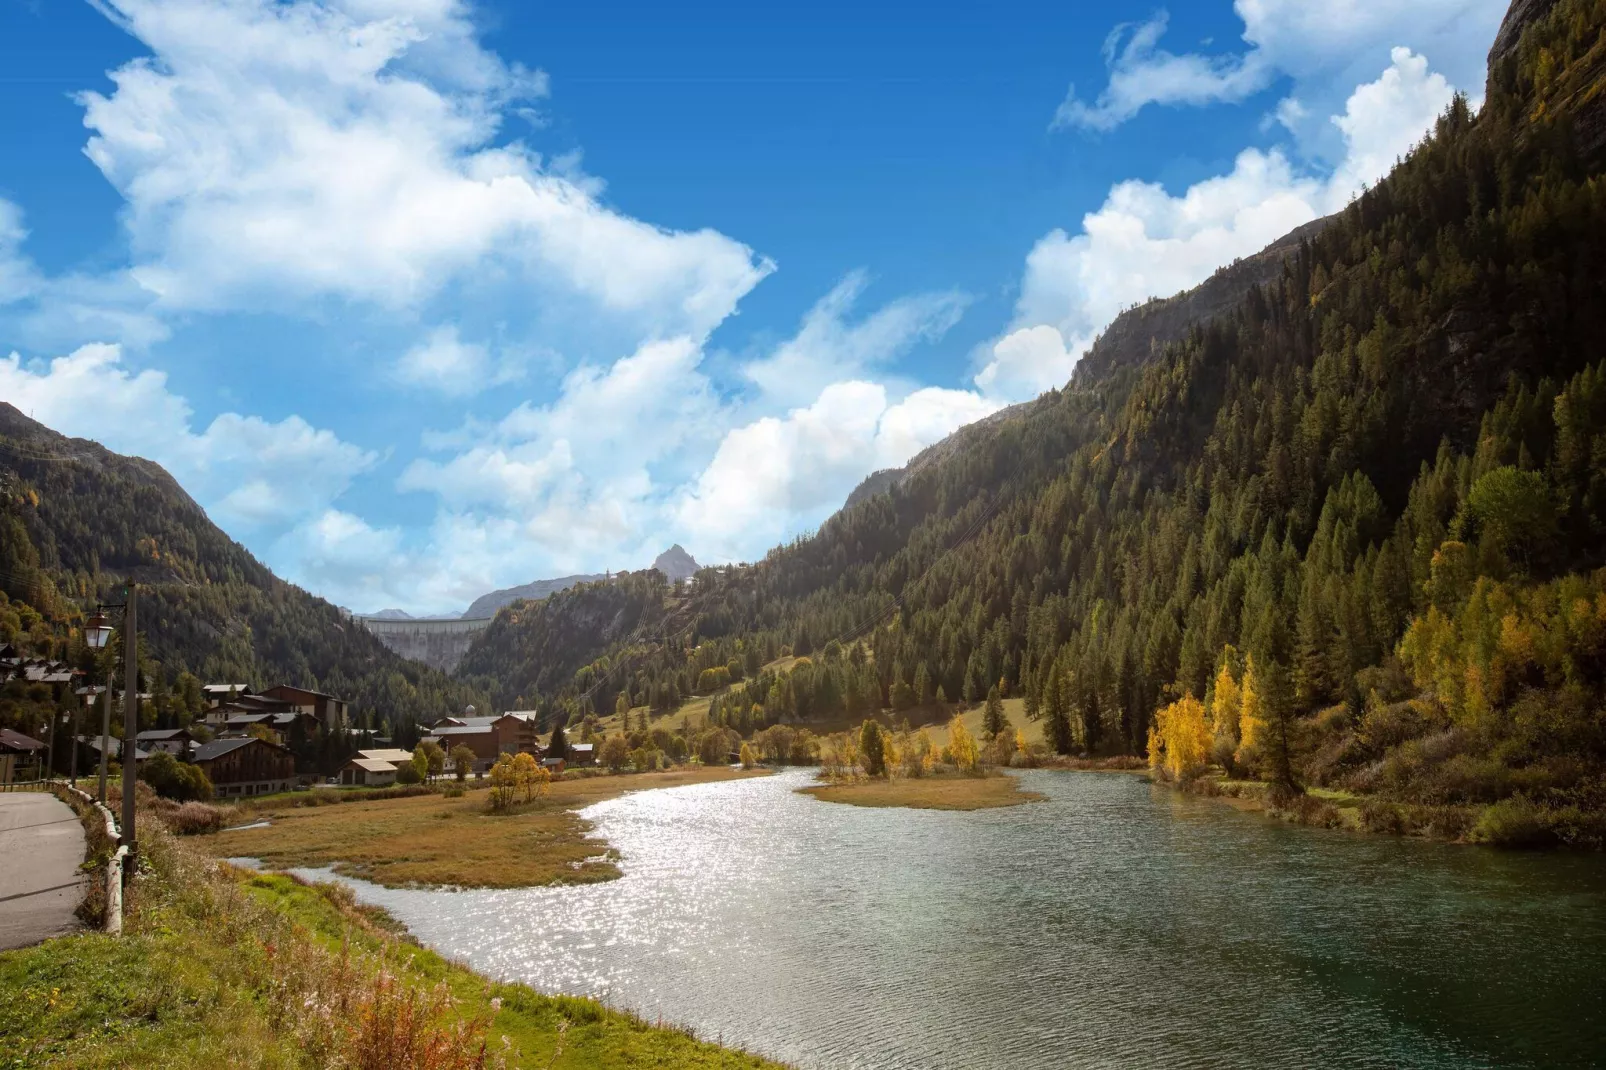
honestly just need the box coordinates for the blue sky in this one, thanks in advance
[0,0,1506,613]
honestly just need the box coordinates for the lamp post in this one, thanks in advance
[84,592,137,863]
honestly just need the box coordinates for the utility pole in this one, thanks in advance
[69,702,78,787]
[120,585,138,864]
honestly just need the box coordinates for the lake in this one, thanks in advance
[301,768,1606,1068]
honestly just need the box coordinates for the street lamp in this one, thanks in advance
[85,610,115,806]
[84,592,138,864]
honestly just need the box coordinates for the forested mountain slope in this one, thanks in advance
[0,404,487,737]
[465,0,1606,838]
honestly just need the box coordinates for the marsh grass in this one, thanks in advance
[799,772,1044,811]
[203,767,768,889]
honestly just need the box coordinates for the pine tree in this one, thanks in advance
[859,719,886,776]
[1044,662,1074,756]
[982,684,1007,738]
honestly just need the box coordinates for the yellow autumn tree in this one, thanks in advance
[488,753,517,812]
[1235,655,1267,767]
[512,751,547,803]
[739,741,757,768]
[1209,656,1242,767]
[947,713,979,774]
[1153,694,1211,780]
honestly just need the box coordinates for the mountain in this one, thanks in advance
[463,0,1606,838]
[0,404,488,749]
[653,544,700,582]
[366,608,416,620]
[841,218,1332,517]
[463,571,607,620]
[462,545,701,619]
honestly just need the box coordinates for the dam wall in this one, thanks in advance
[359,616,492,673]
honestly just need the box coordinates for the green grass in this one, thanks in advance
[0,824,786,1069]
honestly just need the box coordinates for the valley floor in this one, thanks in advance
[205,766,769,890]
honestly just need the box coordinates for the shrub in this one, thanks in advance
[162,801,228,836]
[1471,796,1558,847]
[395,763,422,785]
[140,750,214,802]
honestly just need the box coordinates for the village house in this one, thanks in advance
[338,748,414,786]
[257,684,348,732]
[0,728,44,785]
[193,736,296,797]
[75,735,149,763]
[136,728,196,759]
[425,712,546,772]
[200,683,254,709]
[567,742,596,766]
[425,722,499,771]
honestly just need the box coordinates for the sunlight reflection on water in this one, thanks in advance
[290,768,1606,1069]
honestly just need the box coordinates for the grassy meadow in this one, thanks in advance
[205,767,768,890]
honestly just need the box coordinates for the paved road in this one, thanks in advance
[0,791,86,950]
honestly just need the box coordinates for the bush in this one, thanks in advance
[162,801,228,836]
[140,750,214,802]
[395,763,422,785]
[1472,796,1559,847]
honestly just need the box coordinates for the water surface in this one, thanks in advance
[307,769,1606,1068]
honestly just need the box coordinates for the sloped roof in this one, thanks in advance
[347,757,399,774]
[194,736,284,761]
[136,729,192,741]
[0,728,44,752]
[429,724,494,736]
[356,748,415,764]
[76,735,149,760]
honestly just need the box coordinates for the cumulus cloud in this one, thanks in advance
[1054,0,1502,133]
[981,47,1455,398]
[395,325,495,394]
[79,0,772,338]
[0,343,374,530]
[675,382,999,561]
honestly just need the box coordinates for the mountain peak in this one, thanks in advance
[653,544,699,582]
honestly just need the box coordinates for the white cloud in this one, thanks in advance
[0,343,374,530]
[1054,12,1273,131]
[395,325,492,394]
[742,271,968,409]
[975,324,1078,399]
[79,0,772,338]
[1054,0,1501,133]
[982,47,1455,398]
[0,199,167,352]
[675,382,999,562]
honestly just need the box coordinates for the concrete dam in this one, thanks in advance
[358,616,492,672]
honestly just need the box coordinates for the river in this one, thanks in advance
[300,768,1606,1068]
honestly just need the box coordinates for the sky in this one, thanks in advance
[0,0,1507,615]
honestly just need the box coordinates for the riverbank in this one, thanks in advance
[0,826,784,1069]
[1168,774,1606,848]
[799,772,1043,810]
[204,766,769,889]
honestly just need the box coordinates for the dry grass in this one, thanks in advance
[799,772,1044,811]
[203,767,768,889]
